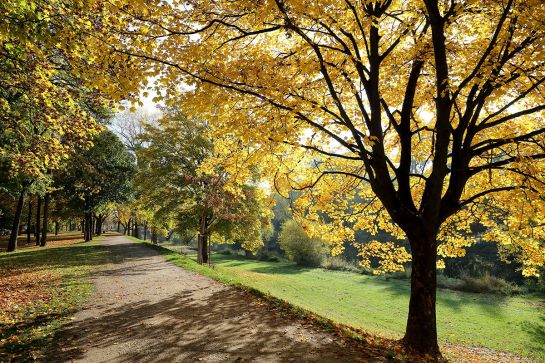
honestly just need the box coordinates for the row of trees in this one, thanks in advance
[1,129,136,249]
[0,0,143,249]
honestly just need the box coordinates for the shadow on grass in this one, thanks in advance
[522,316,545,354]
[208,254,314,275]
[0,233,91,250]
[0,245,112,274]
[363,274,510,318]
[0,241,164,275]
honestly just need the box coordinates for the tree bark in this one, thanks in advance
[151,228,158,244]
[117,220,120,233]
[55,221,59,236]
[40,193,50,247]
[84,211,94,242]
[127,218,131,236]
[35,196,42,245]
[95,214,103,236]
[197,214,209,264]
[402,232,440,356]
[143,221,147,240]
[7,188,26,252]
[132,221,138,238]
[26,198,32,244]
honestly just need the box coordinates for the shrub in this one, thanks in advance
[524,277,545,294]
[437,274,464,290]
[257,251,282,262]
[459,274,522,295]
[218,249,232,255]
[384,267,412,280]
[278,220,324,267]
[321,256,360,273]
[437,273,521,295]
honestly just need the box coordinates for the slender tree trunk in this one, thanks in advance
[91,213,95,240]
[197,214,209,264]
[40,193,50,247]
[127,218,131,236]
[55,221,59,236]
[94,215,100,236]
[26,198,32,244]
[35,196,41,245]
[7,189,26,252]
[402,232,440,356]
[151,228,158,244]
[143,221,147,241]
[83,213,90,241]
[117,221,120,233]
[99,215,104,235]
[132,221,138,238]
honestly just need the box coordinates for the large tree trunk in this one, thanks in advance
[35,196,42,245]
[402,232,440,356]
[26,198,32,244]
[40,193,50,247]
[7,189,26,252]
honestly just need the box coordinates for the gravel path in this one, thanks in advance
[47,235,372,362]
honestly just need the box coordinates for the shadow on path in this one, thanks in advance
[46,236,374,362]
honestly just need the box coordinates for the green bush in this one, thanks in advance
[524,277,545,294]
[460,274,522,295]
[321,256,361,272]
[257,251,282,262]
[437,273,522,295]
[437,274,464,290]
[384,267,412,280]
[278,220,324,267]
[218,249,232,255]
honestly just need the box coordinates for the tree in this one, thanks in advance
[136,108,271,263]
[56,130,136,242]
[114,0,545,356]
[111,108,159,159]
[0,0,147,251]
[279,219,324,267]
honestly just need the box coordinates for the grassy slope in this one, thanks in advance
[133,238,545,361]
[0,237,112,361]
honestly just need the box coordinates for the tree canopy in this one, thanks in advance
[135,108,272,262]
[108,0,545,355]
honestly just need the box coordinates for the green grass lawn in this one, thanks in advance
[138,239,545,361]
[0,237,113,361]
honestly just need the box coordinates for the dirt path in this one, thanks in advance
[47,235,373,362]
